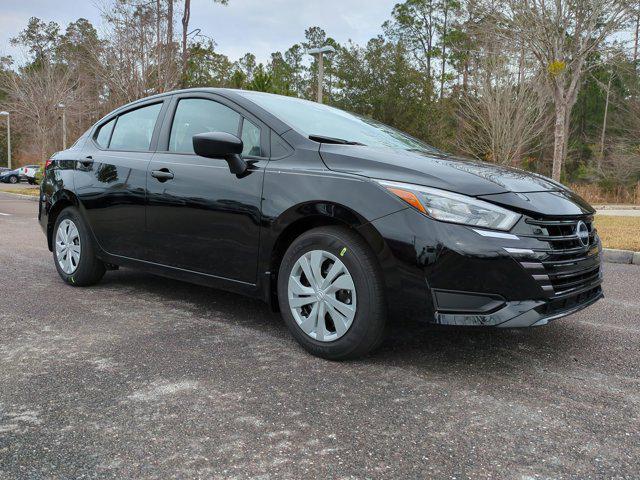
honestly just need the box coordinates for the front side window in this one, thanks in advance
[109,103,162,151]
[241,118,261,157]
[270,130,293,158]
[169,98,241,154]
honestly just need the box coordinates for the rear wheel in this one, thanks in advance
[277,226,387,360]
[53,207,105,286]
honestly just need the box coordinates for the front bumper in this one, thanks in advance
[434,284,603,327]
[367,208,604,327]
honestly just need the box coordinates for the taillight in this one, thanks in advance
[45,159,53,169]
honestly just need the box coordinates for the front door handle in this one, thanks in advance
[80,155,93,167]
[151,168,174,182]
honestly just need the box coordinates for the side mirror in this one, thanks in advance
[192,131,247,175]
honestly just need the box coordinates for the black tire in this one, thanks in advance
[52,207,106,286]
[28,179,35,185]
[277,226,387,360]
[9,175,18,184]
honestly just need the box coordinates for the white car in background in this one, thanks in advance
[19,164,41,184]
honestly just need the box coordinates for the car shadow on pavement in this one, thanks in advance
[98,268,590,374]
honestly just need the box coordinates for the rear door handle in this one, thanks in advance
[80,155,93,167]
[151,168,174,182]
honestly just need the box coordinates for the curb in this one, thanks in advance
[0,191,39,202]
[603,248,640,265]
[594,205,640,210]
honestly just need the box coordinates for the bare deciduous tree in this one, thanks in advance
[96,0,180,107]
[4,64,74,159]
[505,0,629,180]
[457,56,548,165]
[598,142,640,187]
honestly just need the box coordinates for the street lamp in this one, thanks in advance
[307,45,336,104]
[0,111,10,170]
[58,103,67,150]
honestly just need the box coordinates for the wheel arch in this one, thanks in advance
[46,190,80,251]
[264,201,391,310]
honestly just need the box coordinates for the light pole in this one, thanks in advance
[307,46,336,103]
[0,111,10,170]
[58,103,67,150]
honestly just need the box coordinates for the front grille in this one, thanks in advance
[525,216,597,254]
[519,215,603,299]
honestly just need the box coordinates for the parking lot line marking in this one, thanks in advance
[0,212,11,216]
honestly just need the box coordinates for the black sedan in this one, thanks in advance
[1,168,22,184]
[38,89,603,359]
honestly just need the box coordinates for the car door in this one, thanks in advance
[75,100,168,259]
[144,93,269,285]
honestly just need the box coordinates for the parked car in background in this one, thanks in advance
[19,164,41,184]
[0,168,22,184]
[38,88,603,360]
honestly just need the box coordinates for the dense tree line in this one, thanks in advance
[0,0,638,200]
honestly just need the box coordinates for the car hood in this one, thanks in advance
[319,145,563,196]
[319,145,596,216]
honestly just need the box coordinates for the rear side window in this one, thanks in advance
[95,119,115,148]
[169,98,241,154]
[71,129,91,149]
[109,103,162,151]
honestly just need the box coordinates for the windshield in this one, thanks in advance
[236,90,440,153]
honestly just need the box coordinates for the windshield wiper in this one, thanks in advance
[309,135,365,146]
[408,147,448,156]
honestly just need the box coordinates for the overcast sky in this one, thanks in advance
[0,0,398,65]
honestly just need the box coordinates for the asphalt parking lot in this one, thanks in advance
[1,193,639,479]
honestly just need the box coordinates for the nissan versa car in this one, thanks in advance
[39,89,603,359]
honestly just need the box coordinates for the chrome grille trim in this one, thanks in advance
[518,215,602,299]
[526,216,594,226]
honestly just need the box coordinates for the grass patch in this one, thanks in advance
[8,187,40,197]
[595,216,640,251]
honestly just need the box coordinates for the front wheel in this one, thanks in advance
[53,207,106,286]
[9,175,18,184]
[277,226,387,360]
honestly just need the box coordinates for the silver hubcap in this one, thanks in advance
[288,250,357,342]
[55,219,81,274]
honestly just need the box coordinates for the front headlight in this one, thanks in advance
[375,179,521,231]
